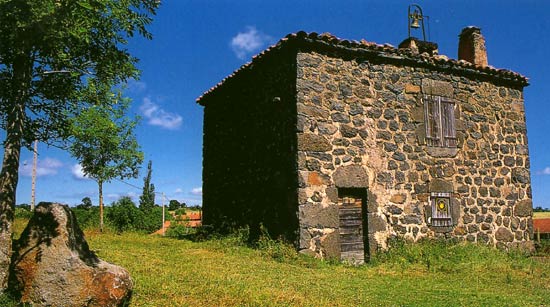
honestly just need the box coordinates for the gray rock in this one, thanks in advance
[495,227,514,242]
[297,133,331,152]
[368,214,387,233]
[511,168,530,184]
[10,203,133,307]
[514,199,532,217]
[333,165,369,188]
[403,215,422,225]
[297,104,329,119]
[299,203,339,228]
[340,125,358,138]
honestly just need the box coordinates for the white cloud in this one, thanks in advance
[230,26,272,59]
[191,187,202,196]
[126,78,147,93]
[139,97,182,130]
[71,164,90,180]
[539,167,550,175]
[174,188,183,194]
[20,158,63,177]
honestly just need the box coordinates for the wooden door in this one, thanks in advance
[338,190,366,264]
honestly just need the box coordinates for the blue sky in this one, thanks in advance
[6,0,550,208]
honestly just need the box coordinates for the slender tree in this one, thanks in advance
[69,100,143,232]
[139,160,155,212]
[0,0,158,289]
[77,197,93,210]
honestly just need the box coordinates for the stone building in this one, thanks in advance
[197,27,533,263]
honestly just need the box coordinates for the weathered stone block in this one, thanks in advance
[421,79,454,97]
[320,231,340,260]
[368,214,387,233]
[367,190,378,213]
[333,165,369,188]
[325,187,338,203]
[297,133,331,152]
[340,124,358,138]
[389,194,406,204]
[299,228,312,249]
[511,168,530,184]
[429,178,453,192]
[388,205,403,215]
[495,227,514,242]
[11,203,133,307]
[307,171,329,186]
[318,122,338,135]
[405,84,420,94]
[297,103,329,119]
[299,203,339,228]
[403,215,422,225]
[514,199,532,217]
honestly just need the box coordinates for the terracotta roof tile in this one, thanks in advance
[534,218,550,234]
[197,31,529,104]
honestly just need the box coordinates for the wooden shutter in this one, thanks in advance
[431,192,453,227]
[424,95,456,148]
[424,95,439,146]
[441,98,456,147]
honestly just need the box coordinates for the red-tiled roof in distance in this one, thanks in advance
[197,31,529,105]
[534,218,550,234]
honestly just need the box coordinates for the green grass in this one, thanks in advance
[84,232,550,307]
[5,219,550,306]
[534,212,550,219]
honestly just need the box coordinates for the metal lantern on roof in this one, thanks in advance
[408,4,426,41]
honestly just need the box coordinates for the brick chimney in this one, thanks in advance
[458,26,488,66]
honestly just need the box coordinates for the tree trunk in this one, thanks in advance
[99,180,104,232]
[0,54,30,291]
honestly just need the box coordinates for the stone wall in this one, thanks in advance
[201,49,299,241]
[296,50,533,259]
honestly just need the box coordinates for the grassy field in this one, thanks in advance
[6,218,550,307]
[534,211,550,218]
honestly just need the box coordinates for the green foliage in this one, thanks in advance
[78,231,550,307]
[174,208,186,216]
[69,102,143,185]
[139,206,165,233]
[0,293,19,307]
[107,196,144,233]
[256,226,298,263]
[165,224,189,239]
[103,196,165,233]
[370,236,536,274]
[72,206,101,229]
[76,196,93,210]
[14,207,33,219]
[534,206,550,212]
[168,199,183,211]
[0,0,160,149]
[139,160,155,212]
[0,1,158,282]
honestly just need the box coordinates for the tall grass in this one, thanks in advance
[5,218,550,306]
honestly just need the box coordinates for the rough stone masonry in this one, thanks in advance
[197,27,533,263]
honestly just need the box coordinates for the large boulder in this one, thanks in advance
[9,203,133,307]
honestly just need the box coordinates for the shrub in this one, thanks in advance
[174,208,186,216]
[0,293,19,307]
[166,224,189,239]
[139,206,165,233]
[72,206,101,230]
[107,197,144,233]
[14,207,33,219]
[257,225,297,262]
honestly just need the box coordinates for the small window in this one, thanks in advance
[429,192,453,227]
[424,95,456,147]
